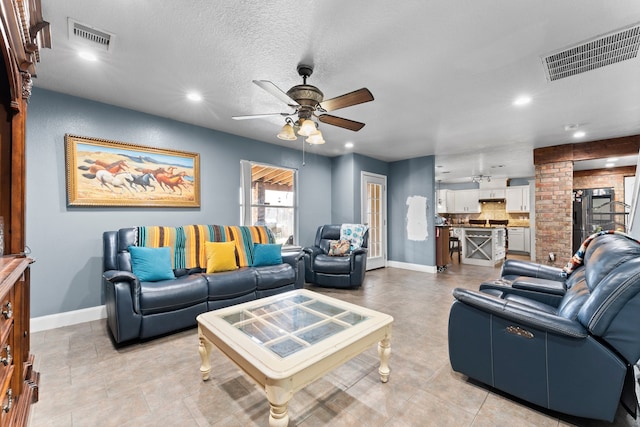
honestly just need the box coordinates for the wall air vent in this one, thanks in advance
[68,18,114,51]
[542,23,640,81]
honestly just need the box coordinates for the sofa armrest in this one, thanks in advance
[512,277,566,295]
[282,250,304,289]
[501,259,566,282]
[479,281,564,307]
[282,249,304,266]
[452,288,588,338]
[103,270,141,314]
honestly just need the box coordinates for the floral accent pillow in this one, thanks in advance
[328,239,351,256]
[340,224,368,251]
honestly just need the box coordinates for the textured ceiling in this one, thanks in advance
[34,1,640,183]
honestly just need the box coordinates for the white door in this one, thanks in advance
[361,172,387,270]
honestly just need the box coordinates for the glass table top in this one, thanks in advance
[221,293,369,358]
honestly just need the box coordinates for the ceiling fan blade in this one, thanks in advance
[318,114,365,131]
[253,80,300,106]
[319,88,374,112]
[232,113,290,120]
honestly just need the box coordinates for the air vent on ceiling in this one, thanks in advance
[68,18,114,51]
[542,23,640,81]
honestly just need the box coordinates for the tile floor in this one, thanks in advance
[28,260,640,426]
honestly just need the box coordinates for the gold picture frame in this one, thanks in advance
[65,134,200,207]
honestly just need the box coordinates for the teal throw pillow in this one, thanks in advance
[128,246,176,282]
[253,243,282,267]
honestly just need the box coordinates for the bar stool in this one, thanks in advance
[449,236,461,263]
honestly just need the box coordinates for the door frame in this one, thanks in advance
[361,171,387,270]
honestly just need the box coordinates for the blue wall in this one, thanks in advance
[331,153,389,224]
[26,89,333,318]
[25,88,436,319]
[388,156,436,265]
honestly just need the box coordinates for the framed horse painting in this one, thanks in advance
[64,134,200,207]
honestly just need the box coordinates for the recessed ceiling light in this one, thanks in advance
[187,92,202,102]
[491,164,505,168]
[78,51,97,61]
[564,124,580,131]
[345,142,354,149]
[607,157,619,162]
[573,131,586,138]
[605,162,615,168]
[513,95,532,106]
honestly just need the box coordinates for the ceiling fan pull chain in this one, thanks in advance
[302,140,306,166]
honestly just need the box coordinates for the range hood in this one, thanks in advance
[478,197,505,203]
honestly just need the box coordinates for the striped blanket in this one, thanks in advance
[135,224,275,269]
[562,230,640,276]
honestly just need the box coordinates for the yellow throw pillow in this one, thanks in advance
[204,241,238,273]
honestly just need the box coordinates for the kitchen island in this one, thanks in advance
[453,226,506,267]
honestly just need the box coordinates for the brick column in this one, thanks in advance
[534,160,573,266]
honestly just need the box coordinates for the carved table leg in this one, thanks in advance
[378,334,391,383]
[265,378,293,427]
[198,326,213,381]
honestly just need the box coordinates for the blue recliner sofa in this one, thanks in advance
[448,232,640,422]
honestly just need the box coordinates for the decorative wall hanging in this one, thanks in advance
[65,134,200,207]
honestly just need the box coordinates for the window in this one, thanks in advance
[240,160,297,245]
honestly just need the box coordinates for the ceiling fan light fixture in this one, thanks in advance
[277,122,297,141]
[306,131,325,145]
[297,119,317,136]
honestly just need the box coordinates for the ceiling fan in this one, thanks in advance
[232,64,374,144]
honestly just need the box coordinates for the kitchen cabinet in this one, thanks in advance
[460,227,506,266]
[507,227,530,253]
[436,190,454,214]
[506,186,530,212]
[453,189,480,213]
[478,188,505,200]
[435,226,450,270]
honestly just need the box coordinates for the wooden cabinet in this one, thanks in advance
[0,0,48,425]
[0,257,36,426]
[435,226,450,270]
[453,189,480,213]
[506,186,530,212]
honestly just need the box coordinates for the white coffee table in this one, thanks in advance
[197,289,393,426]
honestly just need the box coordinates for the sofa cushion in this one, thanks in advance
[139,274,207,315]
[254,264,296,290]
[128,246,175,282]
[205,241,238,273]
[205,268,257,300]
[252,243,282,266]
[313,254,351,274]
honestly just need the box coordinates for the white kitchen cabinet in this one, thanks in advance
[508,226,531,253]
[453,189,480,213]
[478,188,506,200]
[436,189,455,213]
[506,186,530,212]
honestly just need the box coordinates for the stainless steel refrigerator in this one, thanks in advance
[572,188,615,253]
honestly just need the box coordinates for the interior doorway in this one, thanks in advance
[361,172,387,270]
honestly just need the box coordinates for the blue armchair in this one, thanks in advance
[303,224,368,289]
[448,233,640,422]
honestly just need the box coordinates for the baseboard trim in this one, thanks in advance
[31,305,107,333]
[387,261,437,274]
